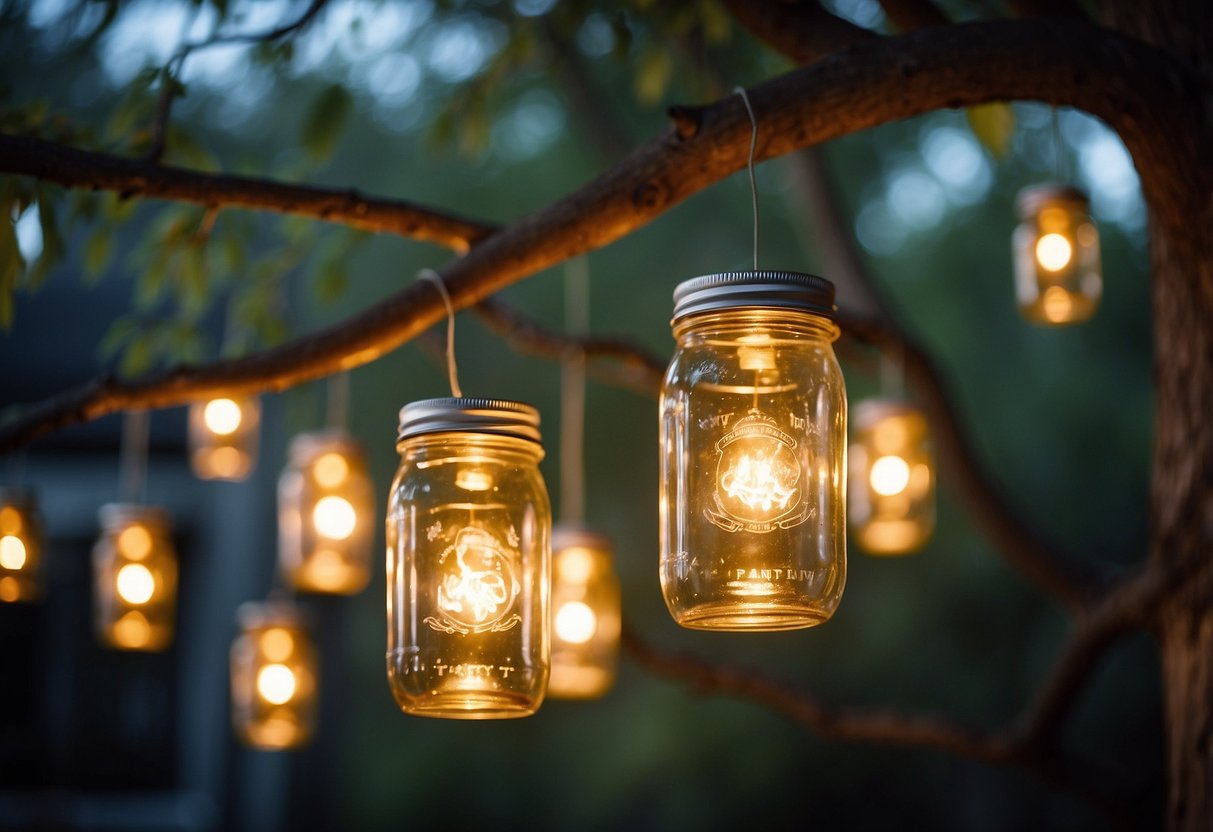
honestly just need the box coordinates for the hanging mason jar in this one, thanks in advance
[230,600,318,750]
[93,504,177,651]
[386,398,551,719]
[848,400,935,555]
[0,489,44,603]
[188,395,260,481]
[279,430,375,595]
[548,525,620,700]
[660,272,847,632]
[1013,184,1101,325]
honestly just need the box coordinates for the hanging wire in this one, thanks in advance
[879,339,906,401]
[1050,106,1069,184]
[418,269,463,398]
[560,257,590,526]
[119,409,150,504]
[734,85,760,271]
[326,371,350,432]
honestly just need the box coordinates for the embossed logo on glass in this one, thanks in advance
[425,526,521,635]
[707,411,809,534]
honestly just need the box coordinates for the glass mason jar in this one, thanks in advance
[188,395,261,481]
[93,504,177,651]
[0,489,44,603]
[848,400,935,556]
[548,525,621,700]
[386,398,551,719]
[1013,184,1101,325]
[660,272,847,632]
[230,600,318,750]
[279,430,375,595]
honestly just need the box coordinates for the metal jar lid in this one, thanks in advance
[672,270,836,323]
[97,503,172,533]
[397,397,542,444]
[851,399,926,430]
[288,429,365,466]
[1015,183,1089,219]
[238,598,311,631]
[553,523,613,554]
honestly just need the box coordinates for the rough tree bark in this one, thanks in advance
[1,4,1211,827]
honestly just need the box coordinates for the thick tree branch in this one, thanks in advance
[0,19,1203,452]
[723,0,876,65]
[0,134,497,251]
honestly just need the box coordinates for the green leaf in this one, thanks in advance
[0,214,24,329]
[165,125,219,172]
[634,45,673,106]
[966,103,1016,160]
[698,0,732,45]
[120,330,154,377]
[300,83,353,163]
[99,317,138,360]
[84,228,113,281]
[314,257,347,304]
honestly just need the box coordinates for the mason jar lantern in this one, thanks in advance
[279,430,375,595]
[93,504,177,651]
[660,272,847,631]
[849,400,935,555]
[386,398,551,719]
[189,396,260,481]
[1013,184,1101,325]
[0,489,44,603]
[230,600,318,750]
[548,525,620,700]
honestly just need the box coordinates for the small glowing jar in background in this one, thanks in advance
[1013,184,1101,326]
[848,400,935,556]
[548,525,620,700]
[230,600,318,750]
[278,431,375,595]
[660,272,847,632]
[188,396,260,481]
[93,504,177,651]
[0,490,44,603]
[386,398,551,719]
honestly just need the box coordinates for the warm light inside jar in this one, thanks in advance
[1013,185,1101,326]
[386,398,550,720]
[548,528,620,700]
[661,273,847,633]
[230,603,317,750]
[279,431,375,595]
[0,494,43,603]
[848,401,935,556]
[189,396,260,481]
[93,505,177,650]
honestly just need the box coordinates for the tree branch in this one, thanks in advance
[723,0,876,65]
[877,0,950,31]
[0,19,1202,451]
[147,0,331,162]
[0,134,497,251]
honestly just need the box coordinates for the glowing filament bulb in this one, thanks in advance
[203,398,243,435]
[455,468,493,491]
[1035,233,1073,272]
[555,601,597,644]
[870,455,911,496]
[257,663,297,705]
[721,450,796,513]
[117,525,152,560]
[116,563,156,605]
[312,453,349,488]
[0,536,26,570]
[312,496,356,540]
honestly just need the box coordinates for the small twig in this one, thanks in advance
[146,0,331,163]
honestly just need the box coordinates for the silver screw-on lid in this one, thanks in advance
[97,503,172,532]
[396,397,542,444]
[287,429,365,466]
[672,270,836,322]
[1016,183,1089,219]
[851,399,926,430]
[553,523,613,553]
[237,599,311,631]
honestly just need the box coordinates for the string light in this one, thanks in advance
[189,396,261,481]
[849,400,935,556]
[1013,185,1101,326]
[93,504,177,651]
[0,491,43,603]
[230,600,318,750]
